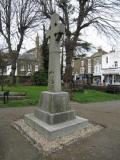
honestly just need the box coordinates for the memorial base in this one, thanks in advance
[23,91,89,140]
[25,113,88,140]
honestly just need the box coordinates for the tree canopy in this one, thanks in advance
[0,0,40,84]
[36,0,120,82]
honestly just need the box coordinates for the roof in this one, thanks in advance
[25,48,36,54]
[91,49,107,58]
[22,45,42,54]
[18,53,36,61]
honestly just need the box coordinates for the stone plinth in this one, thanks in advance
[33,91,76,124]
[34,109,75,124]
[38,91,71,113]
[25,113,88,140]
[24,91,89,140]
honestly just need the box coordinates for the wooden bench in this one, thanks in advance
[0,91,9,104]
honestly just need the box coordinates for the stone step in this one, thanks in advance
[24,113,88,140]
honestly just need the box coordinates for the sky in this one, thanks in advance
[22,26,114,55]
[81,27,115,54]
[1,0,119,55]
[22,1,119,55]
[1,17,117,56]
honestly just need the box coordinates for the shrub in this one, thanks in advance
[106,85,120,94]
[32,70,48,86]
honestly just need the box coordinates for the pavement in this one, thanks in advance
[0,101,120,160]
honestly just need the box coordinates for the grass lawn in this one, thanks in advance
[0,86,47,108]
[0,86,120,107]
[72,89,120,103]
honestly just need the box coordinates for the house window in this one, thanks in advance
[88,67,91,74]
[88,59,91,65]
[81,61,84,67]
[21,65,25,71]
[80,67,84,74]
[28,64,32,71]
[114,61,118,68]
[106,57,108,63]
[35,65,38,71]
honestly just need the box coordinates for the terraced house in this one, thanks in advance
[0,34,44,77]
[92,48,107,85]
[73,56,93,84]
[102,50,120,85]
[73,48,107,85]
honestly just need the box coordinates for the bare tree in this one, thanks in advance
[0,50,11,91]
[0,0,40,84]
[36,0,120,84]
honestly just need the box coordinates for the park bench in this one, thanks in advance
[0,91,9,104]
[0,91,26,104]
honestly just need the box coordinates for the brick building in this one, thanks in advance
[16,33,44,76]
[1,34,44,77]
[92,48,107,84]
[73,56,93,84]
[73,48,107,85]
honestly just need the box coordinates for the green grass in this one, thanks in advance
[0,86,47,108]
[72,89,120,103]
[0,86,120,107]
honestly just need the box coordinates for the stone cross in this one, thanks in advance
[47,13,65,92]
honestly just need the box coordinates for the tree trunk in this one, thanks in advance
[61,46,64,78]
[10,60,16,85]
[63,41,74,90]
[1,69,4,91]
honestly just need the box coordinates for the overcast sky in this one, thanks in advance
[22,26,115,55]
[22,0,119,55]
[1,0,119,55]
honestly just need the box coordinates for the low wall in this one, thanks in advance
[0,76,32,86]
[84,85,106,92]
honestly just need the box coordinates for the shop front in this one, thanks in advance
[102,68,120,85]
[93,75,101,85]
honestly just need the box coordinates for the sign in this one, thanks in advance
[102,68,120,75]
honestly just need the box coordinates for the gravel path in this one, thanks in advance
[0,101,120,160]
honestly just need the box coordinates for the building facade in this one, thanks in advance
[73,48,108,85]
[16,33,44,76]
[16,53,39,76]
[73,57,93,84]
[102,51,120,85]
[92,48,107,85]
[1,34,44,77]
